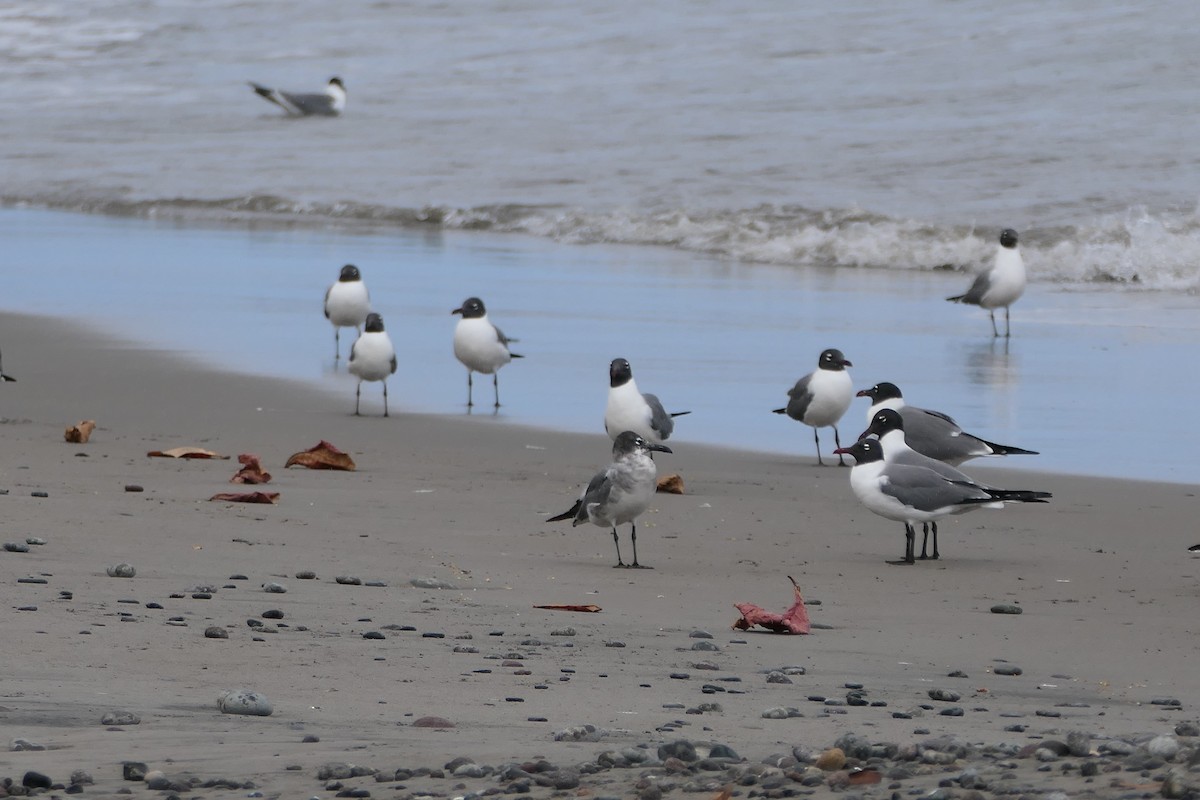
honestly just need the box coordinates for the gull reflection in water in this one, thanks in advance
[962,338,1017,389]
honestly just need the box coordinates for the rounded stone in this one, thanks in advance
[204,626,229,639]
[216,688,273,716]
[107,563,136,578]
[990,603,1022,615]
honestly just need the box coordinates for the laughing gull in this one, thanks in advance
[547,431,672,568]
[348,313,397,416]
[605,358,690,444]
[773,348,854,466]
[947,228,1026,337]
[248,77,346,117]
[452,297,523,408]
[324,264,371,361]
[857,382,1037,466]
[859,408,1052,559]
[0,349,14,382]
[834,438,1049,564]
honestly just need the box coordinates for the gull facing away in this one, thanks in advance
[605,358,690,444]
[324,264,371,361]
[348,313,397,416]
[248,77,346,117]
[859,408,1052,560]
[773,348,854,466]
[857,381,1038,466]
[546,431,672,569]
[947,228,1027,337]
[451,297,523,408]
[834,438,1050,565]
[0,348,14,382]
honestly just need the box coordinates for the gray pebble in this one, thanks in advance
[107,563,136,578]
[658,740,698,762]
[263,581,287,593]
[993,664,1023,676]
[690,640,719,651]
[295,570,317,579]
[101,711,141,726]
[204,626,229,639]
[5,542,31,553]
[551,627,576,636]
[939,706,964,716]
[362,631,385,639]
[10,738,46,751]
[1147,734,1181,758]
[765,671,792,684]
[411,576,456,589]
[262,609,284,619]
[990,603,1022,614]
[122,761,148,780]
[217,688,273,716]
[689,630,713,638]
[762,707,791,719]
[335,575,362,585]
[929,688,961,702]
[25,536,46,546]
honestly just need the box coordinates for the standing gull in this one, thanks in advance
[947,228,1027,337]
[348,313,397,416]
[0,348,14,382]
[452,297,522,408]
[324,264,371,362]
[605,358,690,444]
[857,381,1037,466]
[547,431,672,568]
[833,438,1049,565]
[248,77,346,117]
[859,408,1052,559]
[773,348,854,466]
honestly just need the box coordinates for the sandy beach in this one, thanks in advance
[2,308,1198,798]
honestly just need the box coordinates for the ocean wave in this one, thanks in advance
[7,193,1200,291]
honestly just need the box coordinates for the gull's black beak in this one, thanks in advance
[649,443,673,454]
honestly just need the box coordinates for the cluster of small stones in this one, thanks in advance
[8,726,1199,799]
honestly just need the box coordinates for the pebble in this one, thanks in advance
[412,716,454,728]
[262,609,284,619]
[125,484,144,492]
[929,688,961,702]
[5,542,31,552]
[101,711,141,725]
[765,671,793,684]
[690,640,719,651]
[22,771,52,789]
[551,627,576,636]
[295,570,317,579]
[204,626,229,639]
[17,577,46,584]
[990,603,1023,614]
[411,577,457,589]
[26,536,46,545]
[107,563,136,578]
[31,490,49,497]
[362,631,386,639]
[993,664,1023,676]
[263,581,287,593]
[335,575,362,585]
[217,688,273,716]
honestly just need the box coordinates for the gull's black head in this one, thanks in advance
[612,430,672,458]
[609,358,633,388]
[834,437,883,464]
[329,77,345,90]
[452,297,486,318]
[860,408,904,441]
[999,229,1019,249]
[363,312,385,333]
[818,348,852,371]
[856,381,902,401]
[338,264,361,282]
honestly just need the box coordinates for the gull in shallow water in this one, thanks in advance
[451,297,522,408]
[947,228,1027,337]
[248,77,346,117]
[324,264,371,361]
[857,381,1037,466]
[605,358,689,444]
[546,431,672,569]
[773,348,854,466]
[348,313,397,416]
[834,438,1050,565]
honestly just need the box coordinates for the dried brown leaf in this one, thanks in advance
[209,491,279,504]
[284,440,356,471]
[231,453,272,484]
[656,473,684,494]
[148,447,230,459]
[65,420,96,443]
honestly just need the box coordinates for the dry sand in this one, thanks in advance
[2,310,1198,798]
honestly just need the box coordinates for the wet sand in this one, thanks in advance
[2,309,1198,797]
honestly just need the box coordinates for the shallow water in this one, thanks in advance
[4,0,1200,287]
[4,208,1196,484]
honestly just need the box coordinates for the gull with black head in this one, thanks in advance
[605,357,689,444]
[773,348,854,466]
[248,77,346,117]
[452,297,522,408]
[348,313,397,416]
[324,264,371,362]
[947,228,1027,337]
[547,431,672,568]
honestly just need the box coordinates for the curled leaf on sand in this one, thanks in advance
[209,491,279,504]
[64,420,96,443]
[656,473,685,494]
[231,454,271,484]
[284,440,356,471]
[533,604,602,613]
[732,575,811,634]
[147,447,230,459]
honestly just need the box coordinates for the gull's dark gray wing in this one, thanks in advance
[577,466,616,525]
[278,90,337,116]
[779,373,813,421]
[642,392,674,440]
[878,464,992,513]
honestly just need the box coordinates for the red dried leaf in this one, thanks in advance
[231,453,272,484]
[284,440,356,471]
[533,604,603,613]
[732,575,811,634]
[209,491,279,504]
